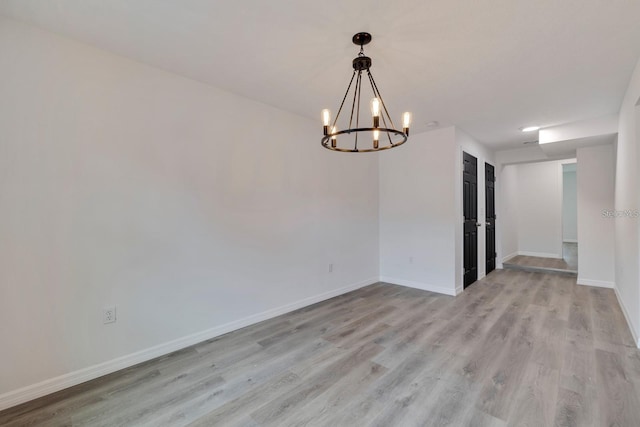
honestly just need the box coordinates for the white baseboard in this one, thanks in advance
[517,251,563,259]
[563,239,578,243]
[379,276,457,296]
[577,278,615,289]
[502,252,518,263]
[0,276,378,412]
[614,286,640,349]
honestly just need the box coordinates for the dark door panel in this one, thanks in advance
[463,152,478,288]
[485,162,496,274]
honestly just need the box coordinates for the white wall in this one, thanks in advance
[379,127,458,295]
[379,126,494,295]
[614,54,640,347]
[0,17,380,405]
[455,128,496,283]
[515,161,564,258]
[499,164,519,262]
[562,168,578,242]
[576,145,615,288]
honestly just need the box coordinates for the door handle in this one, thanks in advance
[486,222,491,226]
[476,222,482,227]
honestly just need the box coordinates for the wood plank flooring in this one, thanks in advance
[1,269,639,426]
[503,243,579,275]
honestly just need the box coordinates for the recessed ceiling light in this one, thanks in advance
[425,121,439,128]
[520,126,540,132]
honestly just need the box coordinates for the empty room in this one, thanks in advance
[2,1,640,426]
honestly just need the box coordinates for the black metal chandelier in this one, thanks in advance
[321,32,411,153]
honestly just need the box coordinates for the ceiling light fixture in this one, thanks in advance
[321,32,411,152]
[520,126,540,132]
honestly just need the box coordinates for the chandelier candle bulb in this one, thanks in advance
[402,112,412,136]
[322,109,331,135]
[331,126,337,148]
[371,98,380,128]
[373,129,380,149]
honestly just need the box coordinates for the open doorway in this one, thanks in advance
[501,159,578,274]
[562,163,578,271]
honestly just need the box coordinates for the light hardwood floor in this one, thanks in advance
[503,243,578,274]
[1,269,639,426]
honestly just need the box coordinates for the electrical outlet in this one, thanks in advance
[329,263,333,273]
[103,306,117,324]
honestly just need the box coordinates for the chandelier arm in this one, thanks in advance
[333,70,357,129]
[386,130,394,147]
[348,71,360,131]
[366,71,394,146]
[367,70,398,130]
[380,109,395,147]
[355,71,363,151]
[379,115,394,147]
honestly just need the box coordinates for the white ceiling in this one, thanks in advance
[2,0,640,149]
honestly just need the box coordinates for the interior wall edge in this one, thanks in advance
[517,251,563,259]
[502,252,519,263]
[576,278,615,289]
[614,285,640,349]
[379,276,459,296]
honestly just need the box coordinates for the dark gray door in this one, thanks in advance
[485,162,496,274]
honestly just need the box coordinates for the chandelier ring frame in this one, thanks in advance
[321,127,407,153]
